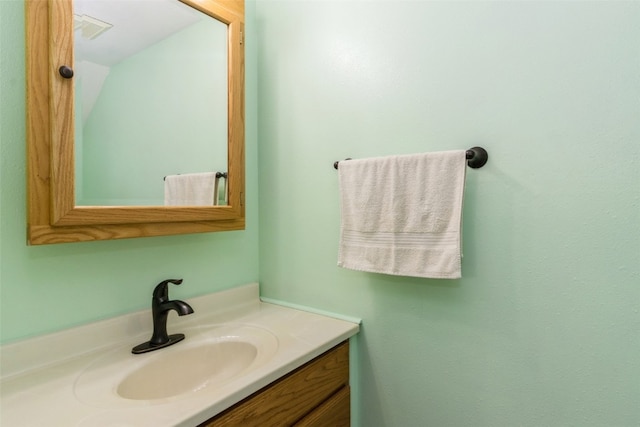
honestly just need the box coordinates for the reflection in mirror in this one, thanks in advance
[73,0,228,206]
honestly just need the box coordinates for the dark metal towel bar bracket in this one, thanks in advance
[333,146,488,170]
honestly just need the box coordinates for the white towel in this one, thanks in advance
[337,150,467,279]
[164,172,217,206]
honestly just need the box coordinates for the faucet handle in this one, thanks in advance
[152,278,183,302]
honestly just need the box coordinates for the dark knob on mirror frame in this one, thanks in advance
[58,65,74,79]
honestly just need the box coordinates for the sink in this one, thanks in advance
[117,340,258,400]
[74,324,279,406]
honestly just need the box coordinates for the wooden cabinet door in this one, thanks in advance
[294,385,350,427]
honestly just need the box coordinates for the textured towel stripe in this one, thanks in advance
[342,230,459,249]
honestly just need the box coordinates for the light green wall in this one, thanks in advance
[0,0,259,343]
[255,1,640,426]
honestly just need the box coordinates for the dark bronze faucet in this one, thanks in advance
[132,279,194,354]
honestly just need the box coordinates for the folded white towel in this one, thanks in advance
[337,150,467,279]
[164,172,217,206]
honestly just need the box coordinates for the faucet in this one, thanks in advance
[132,279,194,354]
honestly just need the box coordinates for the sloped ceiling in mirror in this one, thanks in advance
[73,0,207,123]
[73,0,201,66]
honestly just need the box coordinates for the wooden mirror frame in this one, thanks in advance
[26,0,245,245]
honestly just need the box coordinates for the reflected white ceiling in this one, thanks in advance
[73,0,202,66]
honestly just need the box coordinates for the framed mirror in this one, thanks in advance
[26,0,245,245]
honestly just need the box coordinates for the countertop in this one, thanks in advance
[0,283,360,426]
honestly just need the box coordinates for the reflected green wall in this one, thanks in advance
[255,1,640,426]
[80,18,228,205]
[0,0,259,342]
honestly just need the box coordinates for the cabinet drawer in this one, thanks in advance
[294,385,350,427]
[202,341,349,427]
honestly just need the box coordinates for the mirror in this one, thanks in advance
[73,0,228,206]
[26,0,245,245]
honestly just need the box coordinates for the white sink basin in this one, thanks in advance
[75,324,279,406]
[118,340,258,400]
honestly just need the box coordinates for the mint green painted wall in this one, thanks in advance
[255,1,640,426]
[0,0,259,343]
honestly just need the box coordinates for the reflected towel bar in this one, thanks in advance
[163,171,227,181]
[333,146,488,170]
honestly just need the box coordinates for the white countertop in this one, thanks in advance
[0,283,360,426]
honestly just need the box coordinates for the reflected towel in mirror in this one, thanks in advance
[164,172,217,206]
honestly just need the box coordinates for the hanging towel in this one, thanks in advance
[337,150,467,279]
[164,172,217,206]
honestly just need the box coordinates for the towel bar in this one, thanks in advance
[333,146,488,170]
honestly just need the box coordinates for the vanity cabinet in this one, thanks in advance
[200,341,350,427]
